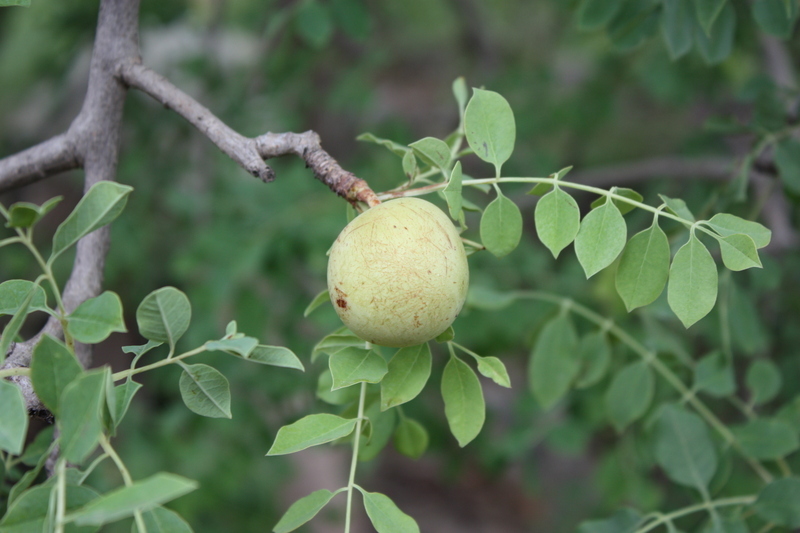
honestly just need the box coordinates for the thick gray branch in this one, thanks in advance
[0,134,81,193]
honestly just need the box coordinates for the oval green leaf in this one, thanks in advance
[267,413,358,455]
[605,361,654,432]
[535,187,580,259]
[0,280,49,316]
[329,346,388,390]
[179,363,232,419]
[247,345,304,371]
[51,181,133,261]
[529,315,580,409]
[706,213,771,248]
[132,506,193,533]
[381,343,432,410]
[67,291,127,344]
[393,417,428,460]
[654,404,717,491]
[441,356,485,447]
[464,88,515,174]
[716,233,762,271]
[273,489,337,533]
[409,137,451,173]
[59,369,108,464]
[732,419,799,460]
[480,192,522,258]
[746,359,782,405]
[136,287,191,350]
[359,488,420,533]
[574,201,627,278]
[31,334,83,415]
[0,380,28,455]
[667,234,718,328]
[68,473,198,527]
[615,221,670,311]
[754,477,800,528]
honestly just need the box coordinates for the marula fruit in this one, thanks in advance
[327,197,469,347]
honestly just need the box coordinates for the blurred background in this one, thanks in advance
[1,0,799,531]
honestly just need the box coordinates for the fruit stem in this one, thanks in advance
[344,380,368,533]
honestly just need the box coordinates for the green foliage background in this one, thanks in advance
[1,0,799,531]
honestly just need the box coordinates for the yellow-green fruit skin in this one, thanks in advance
[327,197,469,348]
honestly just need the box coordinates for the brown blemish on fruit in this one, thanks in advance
[336,298,348,309]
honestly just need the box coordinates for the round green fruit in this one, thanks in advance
[327,197,469,348]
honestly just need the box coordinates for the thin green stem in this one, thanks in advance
[0,367,31,378]
[344,381,368,533]
[111,345,206,382]
[510,290,774,484]
[0,236,22,247]
[54,459,67,533]
[634,495,756,533]
[98,434,147,532]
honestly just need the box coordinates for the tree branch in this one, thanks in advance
[0,133,81,193]
[117,61,380,207]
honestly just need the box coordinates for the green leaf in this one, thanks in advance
[452,76,468,118]
[136,287,191,350]
[658,194,695,222]
[59,369,107,464]
[0,381,28,455]
[732,419,799,460]
[575,332,611,389]
[381,343,432,410]
[605,361,654,432]
[51,181,133,261]
[746,359,781,405]
[19,425,54,467]
[111,380,142,428]
[0,284,36,366]
[267,414,358,455]
[30,334,83,415]
[402,151,417,180]
[753,0,799,38]
[359,488,420,533]
[409,137,451,173]
[661,0,694,59]
[393,417,428,460]
[294,0,333,49]
[480,191,522,258]
[693,0,728,35]
[464,88,516,175]
[441,355,485,447]
[205,337,259,358]
[615,221,670,311]
[356,133,410,158]
[529,315,579,409]
[0,279,49,315]
[312,330,365,361]
[329,346,388,390]
[121,340,163,358]
[694,352,735,397]
[316,369,360,405]
[66,291,127,344]
[577,0,623,30]
[473,354,511,388]
[303,289,330,317]
[694,3,736,64]
[68,473,198,526]
[435,326,455,343]
[577,508,642,533]
[535,187,581,259]
[179,363,232,419]
[654,404,717,491]
[132,506,193,533]
[273,489,337,533]
[667,234,718,328]
[775,138,800,194]
[715,234,762,271]
[359,403,396,461]
[706,213,771,249]
[607,2,659,51]
[0,484,99,533]
[5,197,62,228]
[754,477,800,528]
[590,188,643,215]
[574,200,627,278]
[443,161,464,221]
[247,345,305,371]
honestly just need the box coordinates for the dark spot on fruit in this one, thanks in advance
[334,286,348,297]
[336,298,348,309]
[427,270,431,274]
